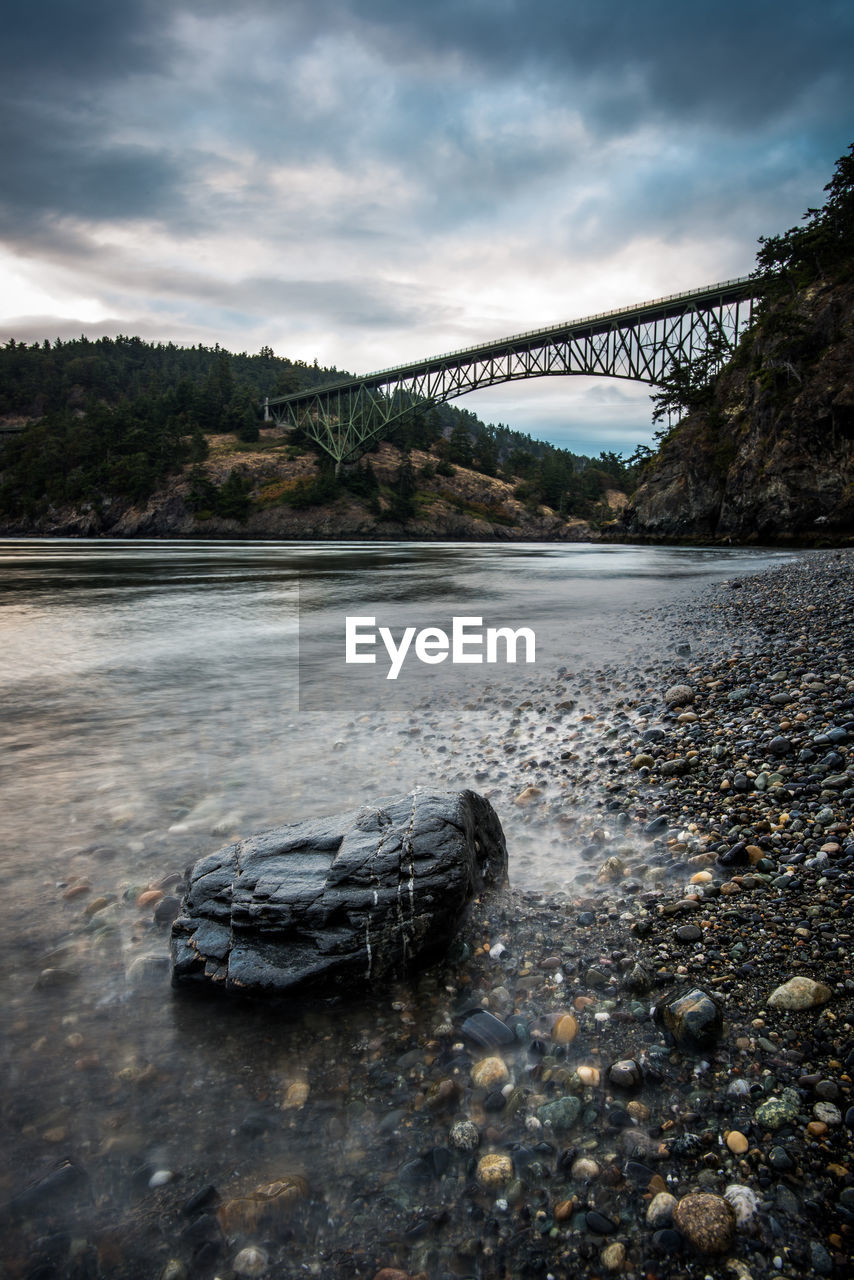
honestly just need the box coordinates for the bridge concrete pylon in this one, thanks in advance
[264,276,762,467]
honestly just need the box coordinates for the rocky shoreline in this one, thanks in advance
[3,550,853,1279]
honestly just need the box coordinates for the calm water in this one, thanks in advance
[0,538,795,1266]
[0,538,794,904]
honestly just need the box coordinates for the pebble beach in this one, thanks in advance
[3,549,853,1280]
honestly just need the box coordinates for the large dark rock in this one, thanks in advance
[170,790,507,999]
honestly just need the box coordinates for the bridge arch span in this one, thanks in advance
[265,276,761,466]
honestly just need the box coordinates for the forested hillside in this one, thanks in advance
[0,334,647,533]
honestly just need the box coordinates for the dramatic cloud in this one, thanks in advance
[1,0,852,452]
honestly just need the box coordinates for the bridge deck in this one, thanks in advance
[267,275,760,407]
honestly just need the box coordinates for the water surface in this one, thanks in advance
[0,538,794,1269]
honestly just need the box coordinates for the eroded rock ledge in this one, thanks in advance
[170,790,507,998]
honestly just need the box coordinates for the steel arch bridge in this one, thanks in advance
[264,275,761,466]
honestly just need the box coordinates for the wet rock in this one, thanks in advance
[675,923,703,943]
[153,895,182,926]
[813,1101,842,1127]
[652,1228,684,1253]
[664,685,695,707]
[576,1065,600,1087]
[449,1120,480,1152]
[537,1096,582,1132]
[724,1183,759,1226]
[809,1241,834,1275]
[755,1088,800,1131]
[159,1262,188,1280]
[647,1191,677,1227]
[656,987,723,1050]
[586,1209,618,1233]
[460,1009,515,1048]
[35,967,80,989]
[597,855,626,884]
[171,790,507,997]
[607,1058,642,1090]
[127,953,171,986]
[233,1246,269,1277]
[767,976,832,1010]
[600,1241,626,1271]
[475,1153,513,1189]
[672,1192,736,1254]
[552,1013,578,1044]
[183,1184,220,1216]
[217,1176,307,1234]
[3,1158,91,1218]
[471,1057,509,1089]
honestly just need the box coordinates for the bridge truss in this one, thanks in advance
[264,276,761,466]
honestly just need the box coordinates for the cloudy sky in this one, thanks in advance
[2,1,852,455]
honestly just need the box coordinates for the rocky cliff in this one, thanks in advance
[623,274,854,544]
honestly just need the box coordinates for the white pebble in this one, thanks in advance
[233,1245,268,1277]
[148,1169,174,1188]
[725,1182,759,1225]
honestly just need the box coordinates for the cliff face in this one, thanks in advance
[623,275,854,543]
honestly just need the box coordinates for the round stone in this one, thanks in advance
[672,1192,736,1254]
[813,1101,842,1127]
[767,976,832,1009]
[552,1013,579,1044]
[647,1191,677,1227]
[601,1242,626,1271]
[537,1095,582,1132]
[675,924,703,943]
[471,1057,509,1089]
[664,684,694,707]
[689,870,712,885]
[756,1088,800,1130]
[725,1130,749,1154]
[476,1153,513,1189]
[233,1246,269,1278]
[282,1081,310,1110]
[571,1157,600,1180]
[576,1064,600,1087]
[608,1058,642,1090]
[449,1120,480,1151]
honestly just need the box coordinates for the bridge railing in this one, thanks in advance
[267,273,762,405]
[362,275,758,378]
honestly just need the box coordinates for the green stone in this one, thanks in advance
[537,1095,581,1132]
[755,1088,800,1130]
